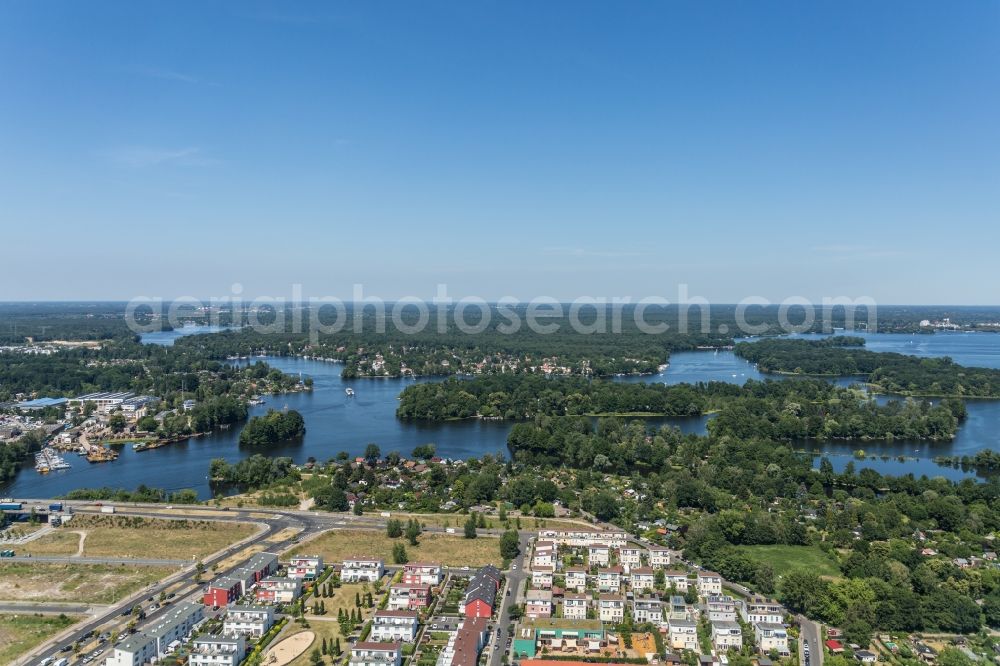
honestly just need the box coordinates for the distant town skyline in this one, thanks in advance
[1,1,997,303]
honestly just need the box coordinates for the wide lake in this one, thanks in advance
[3,328,999,498]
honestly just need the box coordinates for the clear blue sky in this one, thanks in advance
[1,1,997,303]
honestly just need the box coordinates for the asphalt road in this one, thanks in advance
[798,614,824,666]
[489,531,531,666]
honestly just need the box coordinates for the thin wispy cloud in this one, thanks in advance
[127,66,201,84]
[542,246,648,258]
[812,244,905,260]
[105,146,220,168]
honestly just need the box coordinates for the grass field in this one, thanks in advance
[18,516,257,560]
[0,562,175,604]
[285,581,377,666]
[736,544,841,579]
[290,529,501,567]
[0,613,81,664]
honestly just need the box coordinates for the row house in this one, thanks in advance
[350,642,403,666]
[107,603,205,666]
[437,618,490,666]
[588,544,611,566]
[188,635,246,666]
[231,552,279,591]
[287,555,324,580]
[342,557,385,582]
[403,563,443,587]
[697,571,723,596]
[532,565,555,589]
[755,623,790,656]
[664,571,690,593]
[706,594,737,622]
[632,596,663,624]
[668,619,698,652]
[648,546,673,568]
[630,567,656,592]
[526,589,554,619]
[538,528,628,548]
[462,565,501,619]
[256,577,302,604]
[204,577,243,607]
[739,597,785,625]
[597,566,623,593]
[711,621,743,652]
[618,545,642,569]
[223,605,275,638]
[563,593,589,619]
[598,594,625,623]
[371,610,420,642]
[389,583,432,611]
[565,567,587,592]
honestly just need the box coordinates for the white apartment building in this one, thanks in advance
[630,568,656,592]
[565,567,587,592]
[223,605,274,638]
[188,635,247,666]
[588,545,611,566]
[664,571,689,592]
[342,557,385,582]
[617,546,642,569]
[669,619,698,652]
[598,594,625,623]
[632,597,663,624]
[287,555,324,580]
[706,595,737,622]
[563,593,589,619]
[739,597,786,625]
[538,529,628,548]
[532,565,554,589]
[754,623,790,655]
[106,603,204,666]
[648,546,673,568]
[351,642,402,666]
[371,610,420,642]
[597,567,623,592]
[697,572,723,596]
[711,621,743,652]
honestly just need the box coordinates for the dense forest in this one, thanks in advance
[398,375,965,442]
[496,414,1000,637]
[736,337,1000,397]
[238,409,306,447]
[396,374,738,419]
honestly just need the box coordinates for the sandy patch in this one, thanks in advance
[263,631,314,666]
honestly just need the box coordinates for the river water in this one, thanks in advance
[2,328,998,498]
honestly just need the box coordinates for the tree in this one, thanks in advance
[405,519,422,545]
[353,501,363,516]
[364,443,381,464]
[500,530,520,560]
[108,411,126,433]
[392,542,409,564]
[464,514,478,539]
[386,519,403,538]
[310,647,323,666]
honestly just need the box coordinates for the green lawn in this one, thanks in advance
[736,544,841,579]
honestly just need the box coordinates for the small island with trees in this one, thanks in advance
[238,409,306,447]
